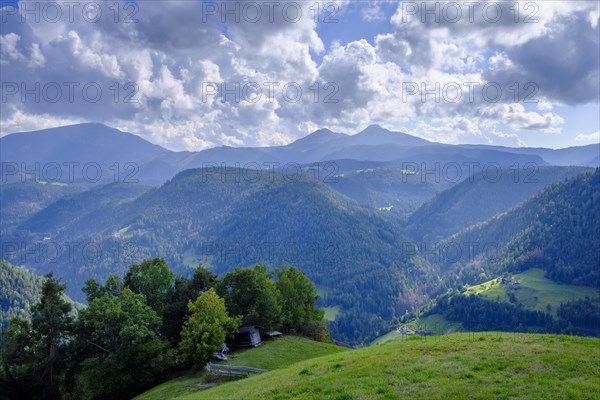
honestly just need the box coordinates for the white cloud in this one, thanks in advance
[28,42,45,67]
[479,104,564,132]
[575,131,600,143]
[409,117,527,147]
[0,33,25,63]
[536,99,554,111]
[0,0,596,149]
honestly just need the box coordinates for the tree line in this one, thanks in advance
[0,258,328,400]
[423,292,600,336]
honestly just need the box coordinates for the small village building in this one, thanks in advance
[229,326,262,348]
[501,277,520,287]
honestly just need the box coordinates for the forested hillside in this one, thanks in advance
[2,124,598,346]
[2,1,599,397]
[2,169,438,344]
[0,259,44,328]
[324,163,452,216]
[0,182,88,234]
[21,183,151,235]
[408,166,592,242]
[438,169,600,289]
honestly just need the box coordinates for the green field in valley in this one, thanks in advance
[372,313,462,345]
[376,268,599,345]
[465,268,599,315]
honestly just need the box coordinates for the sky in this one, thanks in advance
[0,0,598,150]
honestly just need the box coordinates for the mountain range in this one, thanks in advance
[2,123,598,185]
[1,123,598,344]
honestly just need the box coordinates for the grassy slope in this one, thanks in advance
[465,268,598,315]
[133,373,213,400]
[135,336,346,400]
[223,336,346,370]
[183,333,600,400]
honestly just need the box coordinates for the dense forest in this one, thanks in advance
[557,297,600,336]
[0,258,328,400]
[437,169,600,290]
[0,260,45,328]
[423,292,600,337]
[2,169,440,344]
[392,170,600,339]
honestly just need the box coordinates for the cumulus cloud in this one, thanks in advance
[483,11,600,105]
[409,117,527,147]
[0,33,25,62]
[575,131,600,143]
[478,104,564,132]
[0,0,597,149]
[0,110,82,135]
[384,1,599,103]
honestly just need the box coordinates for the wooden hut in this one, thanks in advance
[229,325,262,348]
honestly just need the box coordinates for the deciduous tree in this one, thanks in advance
[178,288,240,368]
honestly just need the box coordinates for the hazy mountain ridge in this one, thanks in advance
[458,143,600,167]
[2,124,597,186]
[20,182,153,236]
[0,182,90,234]
[0,123,169,165]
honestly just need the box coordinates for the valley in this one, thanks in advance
[2,2,599,398]
[1,124,598,345]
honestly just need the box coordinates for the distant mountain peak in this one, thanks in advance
[4,123,136,141]
[351,124,430,146]
[312,127,335,135]
[0,122,169,166]
[358,124,406,136]
[71,122,110,128]
[360,124,386,132]
[289,128,347,147]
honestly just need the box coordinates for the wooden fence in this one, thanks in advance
[206,362,269,378]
